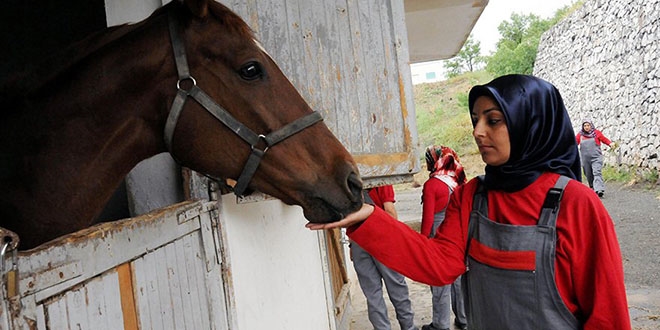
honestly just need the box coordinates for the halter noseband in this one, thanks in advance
[165,13,323,197]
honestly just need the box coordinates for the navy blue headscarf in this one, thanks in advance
[468,74,582,192]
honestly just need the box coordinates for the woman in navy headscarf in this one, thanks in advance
[308,75,630,329]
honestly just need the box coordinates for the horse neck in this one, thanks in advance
[39,19,173,178]
[0,14,175,243]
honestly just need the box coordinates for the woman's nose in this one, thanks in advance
[473,121,485,137]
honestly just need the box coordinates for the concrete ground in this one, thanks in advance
[348,276,435,330]
[349,277,660,330]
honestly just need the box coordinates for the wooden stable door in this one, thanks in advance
[325,228,350,321]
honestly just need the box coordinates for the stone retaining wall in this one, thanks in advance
[534,0,659,170]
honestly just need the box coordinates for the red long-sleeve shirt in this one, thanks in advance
[368,185,395,209]
[421,178,451,237]
[349,172,630,329]
[576,129,612,146]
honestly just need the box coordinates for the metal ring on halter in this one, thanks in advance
[176,76,197,92]
[0,242,8,257]
[0,242,9,272]
[251,134,270,153]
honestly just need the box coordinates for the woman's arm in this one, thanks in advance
[382,201,398,219]
[306,180,474,287]
[595,130,612,146]
[351,206,466,286]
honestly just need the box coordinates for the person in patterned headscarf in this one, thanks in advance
[421,145,467,330]
[307,74,630,329]
[576,120,612,197]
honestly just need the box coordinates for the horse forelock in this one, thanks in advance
[205,2,256,41]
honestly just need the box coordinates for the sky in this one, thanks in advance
[410,0,577,83]
[472,0,578,54]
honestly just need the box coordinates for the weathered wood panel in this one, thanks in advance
[133,234,212,330]
[225,0,419,181]
[41,271,124,330]
[0,201,230,330]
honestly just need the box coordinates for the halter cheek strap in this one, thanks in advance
[165,12,323,197]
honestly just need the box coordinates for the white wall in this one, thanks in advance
[410,60,446,84]
[220,195,334,330]
[104,0,166,26]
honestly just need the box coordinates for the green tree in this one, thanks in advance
[444,35,485,78]
[486,13,546,76]
[444,60,462,79]
[486,2,583,76]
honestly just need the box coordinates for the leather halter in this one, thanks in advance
[164,13,323,197]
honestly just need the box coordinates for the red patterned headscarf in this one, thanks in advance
[425,145,466,190]
[580,120,596,138]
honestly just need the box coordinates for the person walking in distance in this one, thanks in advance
[576,120,612,197]
[350,185,418,330]
[421,145,468,330]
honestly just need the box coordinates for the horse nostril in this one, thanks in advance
[347,171,363,203]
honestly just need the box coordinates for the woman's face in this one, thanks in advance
[471,96,511,166]
[583,122,592,132]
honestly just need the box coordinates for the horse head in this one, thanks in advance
[162,0,364,222]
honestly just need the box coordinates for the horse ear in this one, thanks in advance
[180,0,209,18]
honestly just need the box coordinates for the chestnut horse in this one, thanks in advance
[0,0,363,250]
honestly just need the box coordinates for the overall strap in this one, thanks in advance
[537,175,571,227]
[464,175,570,265]
[464,175,485,269]
[362,190,374,205]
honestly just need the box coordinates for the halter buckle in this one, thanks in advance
[251,134,270,153]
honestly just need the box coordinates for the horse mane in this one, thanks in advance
[0,10,165,111]
[0,1,255,111]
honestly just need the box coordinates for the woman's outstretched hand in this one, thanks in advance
[305,203,375,230]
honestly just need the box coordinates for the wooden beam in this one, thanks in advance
[118,263,139,330]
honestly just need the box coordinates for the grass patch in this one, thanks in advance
[603,165,660,191]
[414,71,492,157]
[602,165,633,182]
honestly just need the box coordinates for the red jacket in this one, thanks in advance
[349,172,630,329]
[576,129,611,146]
[421,178,451,237]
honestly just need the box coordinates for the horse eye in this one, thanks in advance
[239,62,263,81]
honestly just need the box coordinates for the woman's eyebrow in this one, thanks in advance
[482,107,502,114]
[472,107,502,116]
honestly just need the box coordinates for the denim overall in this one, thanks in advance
[429,186,467,329]
[463,176,580,329]
[579,137,605,193]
